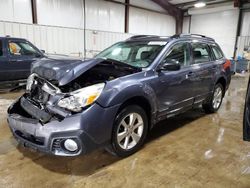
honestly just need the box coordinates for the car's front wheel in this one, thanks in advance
[202,83,224,113]
[106,105,148,157]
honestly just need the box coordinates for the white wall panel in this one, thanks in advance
[36,0,84,28]
[0,0,32,23]
[85,0,125,32]
[190,9,239,58]
[0,21,85,57]
[0,20,133,58]
[85,30,133,57]
[129,7,176,36]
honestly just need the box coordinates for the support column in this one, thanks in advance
[31,0,37,24]
[125,0,129,33]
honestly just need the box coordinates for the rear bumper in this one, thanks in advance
[7,97,120,156]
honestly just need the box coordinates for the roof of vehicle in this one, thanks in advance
[0,36,27,41]
[126,34,215,43]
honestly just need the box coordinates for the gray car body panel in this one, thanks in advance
[32,57,104,86]
[7,35,231,156]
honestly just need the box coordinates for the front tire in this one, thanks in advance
[202,83,224,113]
[106,105,148,157]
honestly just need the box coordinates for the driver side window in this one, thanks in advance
[163,42,190,66]
[8,41,40,57]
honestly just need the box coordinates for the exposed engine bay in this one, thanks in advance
[59,59,141,92]
[10,59,141,124]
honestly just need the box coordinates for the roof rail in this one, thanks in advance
[127,35,158,40]
[171,33,215,41]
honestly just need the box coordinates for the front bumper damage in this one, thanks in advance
[7,96,120,156]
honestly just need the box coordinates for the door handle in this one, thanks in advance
[10,60,22,63]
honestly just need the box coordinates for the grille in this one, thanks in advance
[29,77,57,105]
[52,138,63,151]
[15,130,45,145]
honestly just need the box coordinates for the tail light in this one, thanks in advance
[223,59,231,70]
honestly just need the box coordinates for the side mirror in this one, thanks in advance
[157,59,181,72]
[40,49,45,53]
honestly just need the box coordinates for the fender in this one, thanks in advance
[97,77,158,118]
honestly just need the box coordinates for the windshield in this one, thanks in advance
[96,41,167,68]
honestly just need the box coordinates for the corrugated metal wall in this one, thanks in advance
[85,30,133,57]
[0,21,85,57]
[0,0,177,58]
[85,0,125,32]
[36,0,84,28]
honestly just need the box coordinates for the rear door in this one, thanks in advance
[6,39,43,81]
[190,42,216,104]
[210,44,230,83]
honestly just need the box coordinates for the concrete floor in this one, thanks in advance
[0,76,250,188]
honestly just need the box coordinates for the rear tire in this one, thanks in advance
[202,83,224,113]
[106,105,148,157]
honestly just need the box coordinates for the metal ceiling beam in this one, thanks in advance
[151,0,183,34]
[151,0,182,18]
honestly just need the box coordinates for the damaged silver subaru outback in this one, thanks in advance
[7,34,231,157]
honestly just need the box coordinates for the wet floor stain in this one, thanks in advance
[0,77,250,187]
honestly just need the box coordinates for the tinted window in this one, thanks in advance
[8,41,41,57]
[163,42,190,66]
[0,40,2,56]
[191,43,210,64]
[211,45,223,60]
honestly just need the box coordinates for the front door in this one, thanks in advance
[154,41,198,117]
[6,39,42,81]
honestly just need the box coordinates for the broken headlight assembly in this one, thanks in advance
[26,73,37,91]
[57,83,105,112]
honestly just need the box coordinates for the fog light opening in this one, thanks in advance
[63,139,78,152]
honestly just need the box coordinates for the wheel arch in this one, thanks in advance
[117,96,155,130]
[216,77,226,96]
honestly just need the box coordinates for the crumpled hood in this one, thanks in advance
[31,56,103,86]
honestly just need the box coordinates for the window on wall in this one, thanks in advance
[211,45,224,60]
[191,43,210,64]
[163,42,190,66]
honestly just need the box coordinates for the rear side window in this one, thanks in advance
[211,45,224,60]
[191,43,210,64]
[0,40,2,56]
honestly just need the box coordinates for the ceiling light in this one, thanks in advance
[194,2,206,8]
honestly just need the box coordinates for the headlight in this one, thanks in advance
[57,83,105,112]
[26,73,37,91]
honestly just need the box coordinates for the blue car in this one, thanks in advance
[0,36,45,84]
[7,34,231,157]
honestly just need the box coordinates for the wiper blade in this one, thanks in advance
[106,58,141,70]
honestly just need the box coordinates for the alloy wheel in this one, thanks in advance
[116,113,144,150]
[212,86,223,109]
